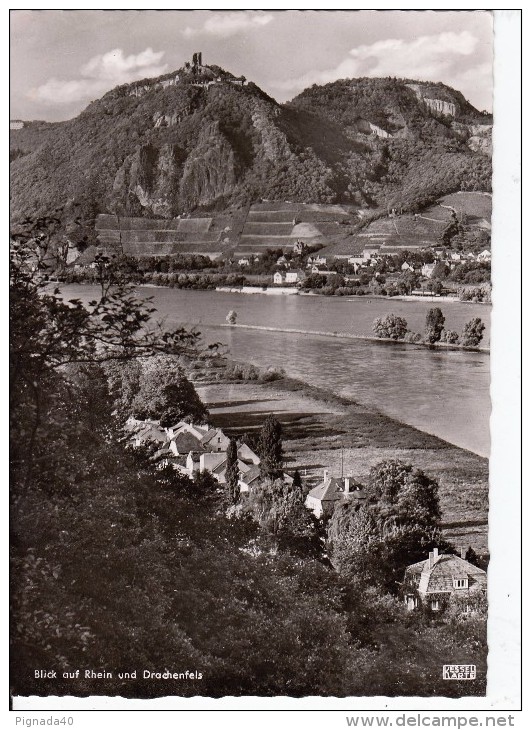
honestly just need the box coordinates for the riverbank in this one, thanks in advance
[195,375,489,554]
[55,283,491,455]
[215,285,299,295]
[222,323,490,353]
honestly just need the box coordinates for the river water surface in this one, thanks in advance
[60,285,491,457]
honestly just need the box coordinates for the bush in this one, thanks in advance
[404,331,422,343]
[259,366,285,383]
[443,330,460,344]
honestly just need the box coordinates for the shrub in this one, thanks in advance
[444,330,460,344]
[259,366,285,383]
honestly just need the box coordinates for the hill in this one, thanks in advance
[10,56,492,253]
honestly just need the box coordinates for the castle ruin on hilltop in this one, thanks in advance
[128,52,247,98]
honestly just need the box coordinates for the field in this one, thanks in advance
[196,378,489,555]
[246,210,298,223]
[122,243,223,256]
[438,192,492,221]
[241,221,295,236]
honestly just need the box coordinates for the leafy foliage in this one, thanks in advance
[461,318,486,347]
[328,460,444,591]
[425,307,445,344]
[131,355,208,427]
[225,438,240,506]
[245,477,318,556]
[258,416,283,479]
[373,313,408,340]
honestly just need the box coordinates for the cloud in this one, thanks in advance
[182,11,273,38]
[29,47,168,104]
[274,31,481,95]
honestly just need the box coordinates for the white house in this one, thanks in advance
[238,465,261,493]
[238,257,251,267]
[306,255,327,267]
[285,269,306,284]
[273,271,285,285]
[477,249,492,262]
[421,263,436,278]
[310,266,338,276]
[363,245,381,261]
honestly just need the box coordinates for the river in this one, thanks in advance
[59,285,491,457]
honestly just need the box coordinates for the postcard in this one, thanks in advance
[8,7,522,719]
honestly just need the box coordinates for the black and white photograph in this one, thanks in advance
[8,7,521,716]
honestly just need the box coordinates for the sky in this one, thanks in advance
[10,9,493,122]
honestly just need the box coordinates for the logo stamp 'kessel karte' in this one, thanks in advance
[443,665,476,680]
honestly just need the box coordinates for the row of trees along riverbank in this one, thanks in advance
[373,308,486,347]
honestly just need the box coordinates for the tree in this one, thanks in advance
[461,318,485,347]
[258,416,283,479]
[372,313,408,340]
[225,438,240,506]
[245,477,317,555]
[103,358,141,421]
[441,211,462,246]
[427,279,443,296]
[432,261,449,280]
[397,270,419,295]
[132,356,208,427]
[424,307,445,344]
[329,460,444,591]
[10,223,200,493]
[292,469,304,497]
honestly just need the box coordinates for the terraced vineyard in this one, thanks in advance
[95,203,361,259]
[93,194,490,261]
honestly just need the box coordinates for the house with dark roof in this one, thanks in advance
[403,548,487,613]
[125,418,169,449]
[200,428,230,453]
[236,443,261,466]
[304,470,365,519]
[166,421,210,440]
[238,465,262,493]
[169,430,207,456]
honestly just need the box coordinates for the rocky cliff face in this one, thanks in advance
[179,121,237,209]
[451,122,492,157]
[113,143,185,218]
[250,100,292,162]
